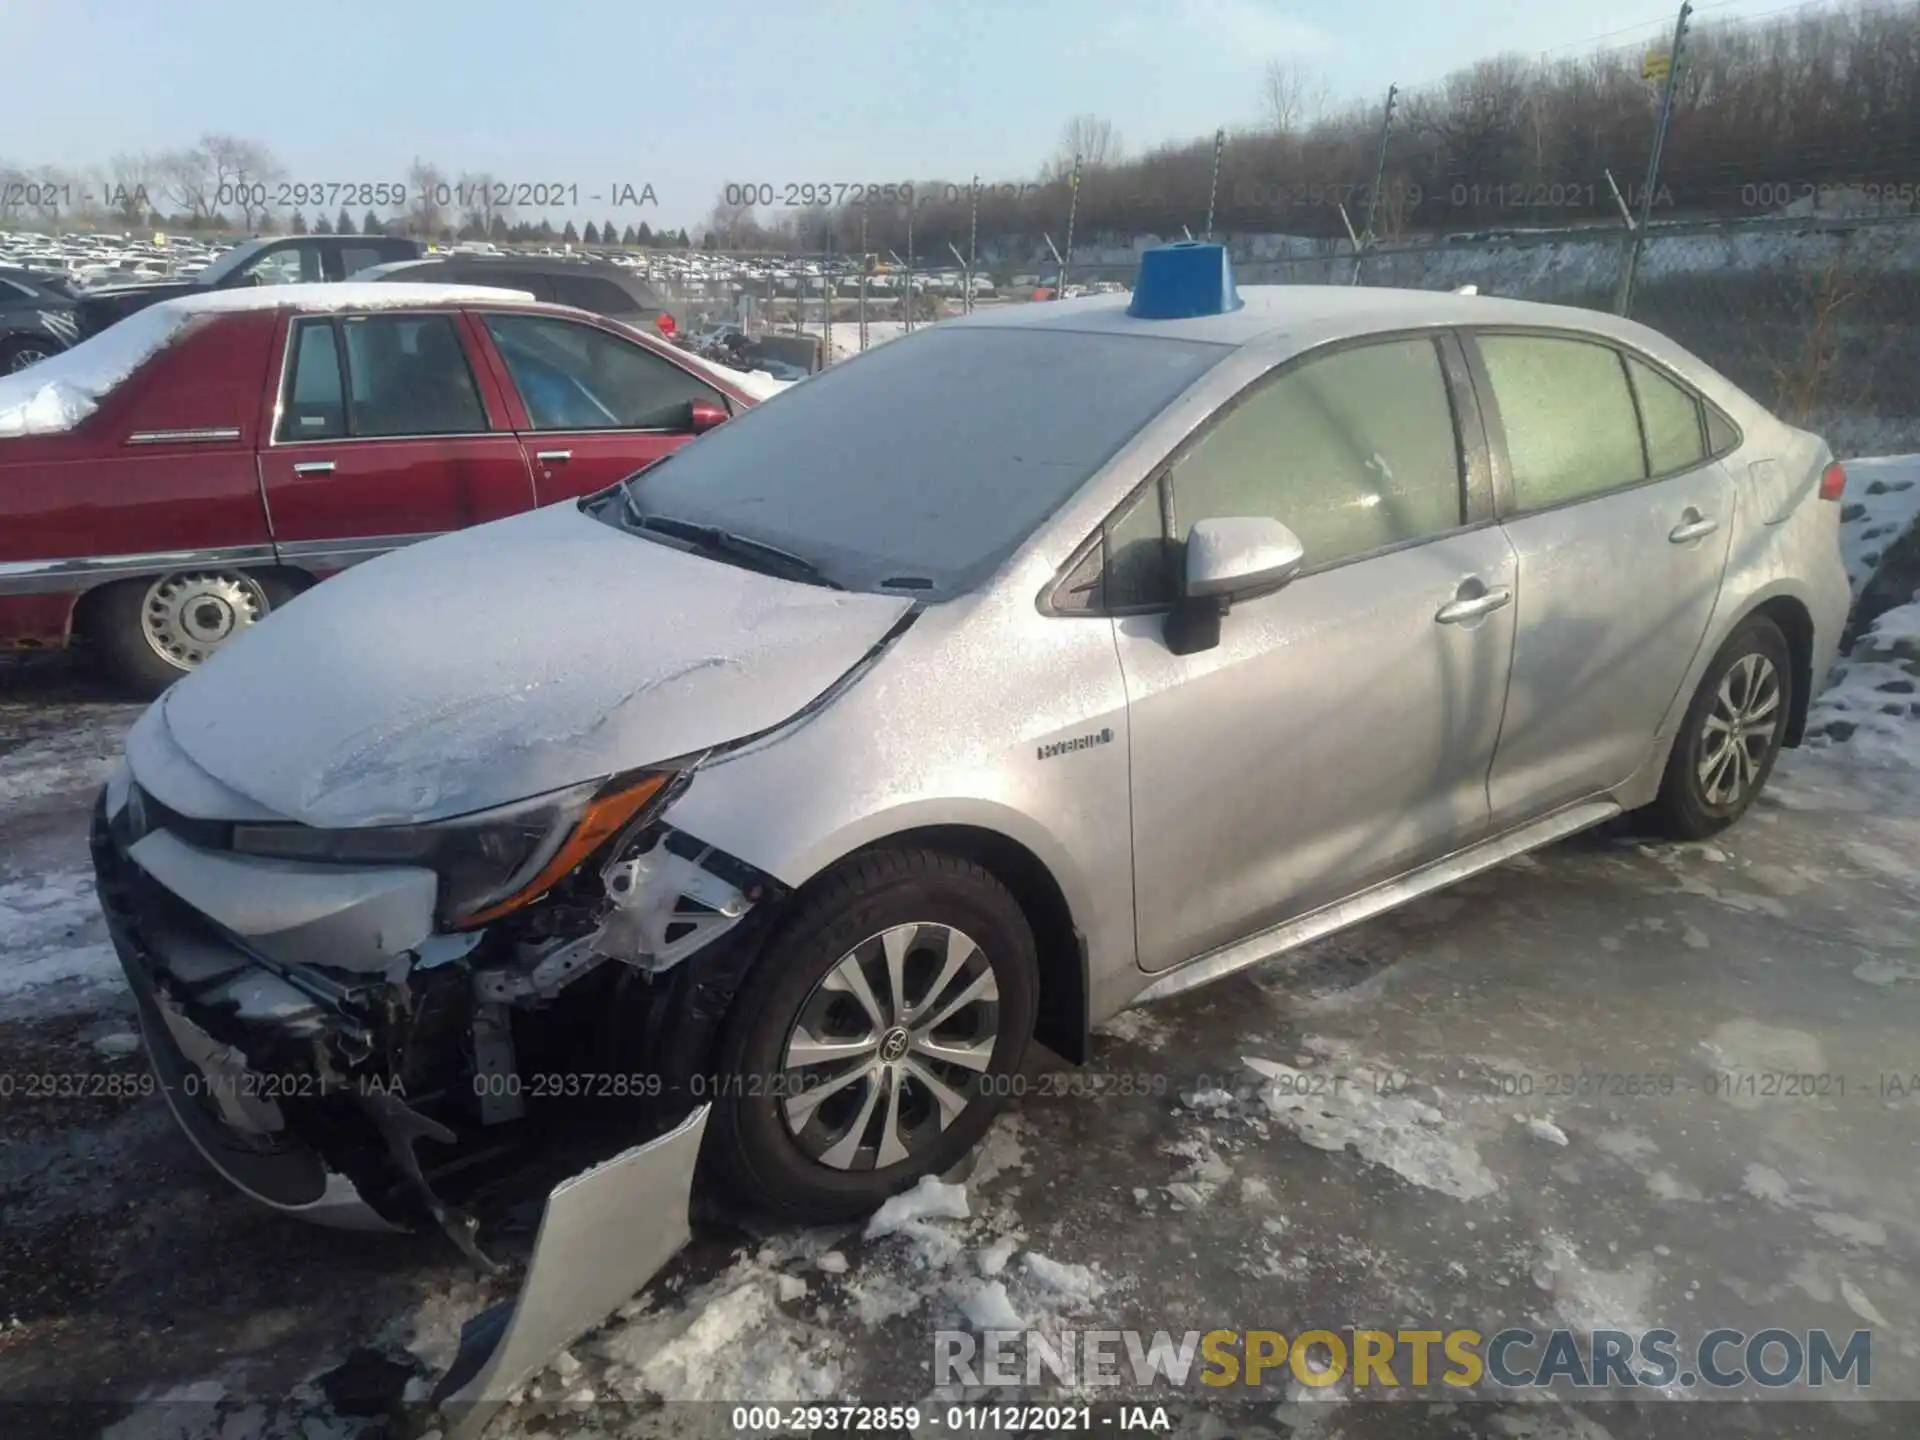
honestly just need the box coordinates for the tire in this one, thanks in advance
[1642,615,1794,841]
[88,569,304,699]
[702,847,1038,1223]
[0,335,61,373]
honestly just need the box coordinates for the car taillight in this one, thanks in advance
[655,313,676,337]
[1818,461,1846,501]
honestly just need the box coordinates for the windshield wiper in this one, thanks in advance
[626,506,843,590]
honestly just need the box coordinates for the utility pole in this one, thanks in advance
[1060,153,1083,297]
[967,176,980,314]
[1353,83,1398,284]
[858,205,869,352]
[1616,0,1692,315]
[1204,128,1225,241]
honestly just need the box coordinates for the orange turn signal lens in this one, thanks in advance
[456,773,669,927]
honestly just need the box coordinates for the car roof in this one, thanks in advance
[948,283,1665,355]
[151,281,538,316]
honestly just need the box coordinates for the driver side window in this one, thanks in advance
[1170,336,1465,567]
[482,312,722,431]
[1076,336,1467,613]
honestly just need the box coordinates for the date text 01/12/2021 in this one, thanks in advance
[209,180,661,212]
[727,1403,1172,1434]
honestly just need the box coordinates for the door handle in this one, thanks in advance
[1435,587,1513,624]
[291,460,334,475]
[1669,514,1719,544]
[535,449,572,463]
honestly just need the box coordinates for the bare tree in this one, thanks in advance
[1046,114,1124,182]
[158,146,223,228]
[201,135,283,232]
[1261,58,1332,134]
[400,159,448,238]
[106,152,159,228]
[455,171,511,239]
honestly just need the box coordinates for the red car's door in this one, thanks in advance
[471,310,736,503]
[256,308,536,574]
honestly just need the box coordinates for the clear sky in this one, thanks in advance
[12,0,1809,231]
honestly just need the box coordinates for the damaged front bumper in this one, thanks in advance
[90,777,784,1434]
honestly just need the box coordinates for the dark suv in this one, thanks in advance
[0,266,81,371]
[352,254,679,338]
[73,234,425,337]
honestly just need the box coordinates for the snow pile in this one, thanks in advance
[1810,600,1920,767]
[1244,1054,1500,1200]
[805,319,911,363]
[1836,455,1920,592]
[0,282,532,438]
[1808,452,1920,766]
[0,868,123,1013]
[674,347,796,400]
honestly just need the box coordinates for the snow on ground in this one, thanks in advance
[1243,1052,1501,1201]
[803,318,911,363]
[1809,599,1920,767]
[0,866,123,1012]
[1837,453,1920,591]
[466,1110,1113,1433]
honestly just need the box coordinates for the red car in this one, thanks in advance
[0,282,767,694]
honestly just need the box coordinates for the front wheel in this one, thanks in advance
[1642,615,1793,840]
[702,848,1038,1222]
[88,570,303,698]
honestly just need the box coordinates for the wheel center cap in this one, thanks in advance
[879,1026,910,1063]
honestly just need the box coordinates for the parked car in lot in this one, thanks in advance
[87,245,1849,1418]
[0,265,82,371]
[70,234,425,337]
[0,282,766,693]
[352,253,681,340]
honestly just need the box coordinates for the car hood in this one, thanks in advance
[154,503,916,828]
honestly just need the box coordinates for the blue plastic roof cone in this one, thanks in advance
[1127,241,1243,319]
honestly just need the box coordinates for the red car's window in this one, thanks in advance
[278,313,488,441]
[482,312,722,432]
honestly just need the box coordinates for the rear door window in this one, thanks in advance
[483,312,720,430]
[1626,355,1707,476]
[278,319,347,441]
[278,313,488,439]
[1477,334,1646,511]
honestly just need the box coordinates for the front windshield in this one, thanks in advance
[191,238,272,286]
[611,325,1229,596]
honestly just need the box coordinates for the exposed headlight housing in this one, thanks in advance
[230,770,676,928]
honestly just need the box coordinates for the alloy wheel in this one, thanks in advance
[1697,652,1782,807]
[779,922,1000,1172]
[6,343,54,372]
[139,571,270,669]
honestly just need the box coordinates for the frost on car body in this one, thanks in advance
[90,244,1853,1425]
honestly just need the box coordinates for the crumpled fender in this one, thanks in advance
[433,1104,711,1439]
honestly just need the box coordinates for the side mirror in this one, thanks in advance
[1164,516,1305,656]
[687,399,729,433]
[1185,516,1305,597]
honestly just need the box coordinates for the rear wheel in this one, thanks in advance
[1642,616,1793,840]
[702,848,1038,1222]
[88,569,303,698]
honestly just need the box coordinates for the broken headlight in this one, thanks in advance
[230,771,674,928]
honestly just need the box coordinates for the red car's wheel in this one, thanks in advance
[88,570,304,698]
